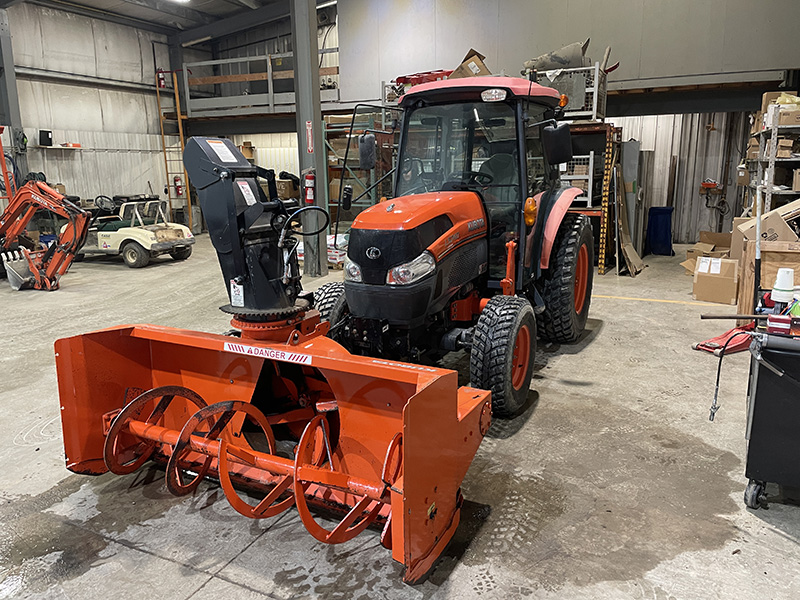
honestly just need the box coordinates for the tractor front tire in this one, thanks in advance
[537,213,594,343]
[170,246,192,261]
[470,295,536,417]
[122,242,150,268]
[314,282,345,321]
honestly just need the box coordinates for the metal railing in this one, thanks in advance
[183,48,340,118]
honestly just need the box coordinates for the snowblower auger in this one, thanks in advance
[54,137,491,583]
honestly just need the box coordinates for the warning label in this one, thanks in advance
[224,342,312,365]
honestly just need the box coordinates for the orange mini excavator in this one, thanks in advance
[54,138,491,583]
[0,180,89,291]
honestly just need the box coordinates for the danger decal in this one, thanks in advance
[223,342,312,365]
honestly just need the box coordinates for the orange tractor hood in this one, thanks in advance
[352,192,486,233]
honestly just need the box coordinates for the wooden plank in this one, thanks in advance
[272,66,339,80]
[188,72,270,86]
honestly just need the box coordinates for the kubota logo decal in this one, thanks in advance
[224,342,312,365]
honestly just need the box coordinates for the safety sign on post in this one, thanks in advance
[306,120,314,154]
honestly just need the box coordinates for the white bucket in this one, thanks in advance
[772,268,795,303]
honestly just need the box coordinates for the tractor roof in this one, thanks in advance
[399,76,561,107]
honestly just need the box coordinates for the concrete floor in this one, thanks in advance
[1,235,799,599]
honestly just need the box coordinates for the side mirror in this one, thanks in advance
[359,133,376,170]
[542,122,573,165]
[341,184,353,211]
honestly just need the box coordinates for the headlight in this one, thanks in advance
[387,252,435,285]
[344,257,362,282]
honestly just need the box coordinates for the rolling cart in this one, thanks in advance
[744,333,800,508]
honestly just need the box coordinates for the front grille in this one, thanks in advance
[448,243,477,288]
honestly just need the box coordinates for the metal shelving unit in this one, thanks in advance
[748,114,800,213]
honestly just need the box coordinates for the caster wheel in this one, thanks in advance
[744,480,767,509]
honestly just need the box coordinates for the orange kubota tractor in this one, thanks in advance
[54,138,491,583]
[317,76,594,416]
[0,180,90,291]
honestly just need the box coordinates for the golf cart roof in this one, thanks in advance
[399,76,561,107]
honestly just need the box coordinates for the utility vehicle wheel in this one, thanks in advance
[122,242,150,268]
[537,213,594,343]
[313,282,345,321]
[744,480,766,509]
[170,246,192,261]
[470,295,536,417]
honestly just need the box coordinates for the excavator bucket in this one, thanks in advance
[55,324,491,583]
[1,250,34,290]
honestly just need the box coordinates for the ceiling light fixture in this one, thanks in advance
[317,1,337,8]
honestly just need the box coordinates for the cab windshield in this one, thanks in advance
[396,101,522,200]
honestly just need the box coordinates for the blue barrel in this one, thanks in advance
[644,206,674,256]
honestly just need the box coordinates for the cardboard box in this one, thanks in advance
[736,199,800,250]
[794,169,800,192]
[737,165,750,186]
[761,90,797,114]
[239,141,254,160]
[693,257,739,304]
[448,49,491,79]
[276,178,299,199]
[779,109,800,126]
[737,240,800,319]
[329,178,341,204]
[750,111,762,135]
[777,137,794,158]
[685,231,731,262]
[729,216,750,264]
[680,258,696,275]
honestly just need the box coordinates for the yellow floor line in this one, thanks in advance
[593,294,712,307]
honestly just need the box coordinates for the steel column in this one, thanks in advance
[291,0,327,277]
[0,9,26,176]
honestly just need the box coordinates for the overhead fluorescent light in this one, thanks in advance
[170,0,191,3]
[317,1,337,8]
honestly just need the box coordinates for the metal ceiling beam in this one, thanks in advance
[114,0,216,26]
[28,0,177,35]
[172,2,290,45]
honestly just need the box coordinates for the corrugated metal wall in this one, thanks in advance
[230,133,300,177]
[6,4,178,201]
[607,112,748,243]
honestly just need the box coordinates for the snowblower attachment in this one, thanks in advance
[54,137,491,583]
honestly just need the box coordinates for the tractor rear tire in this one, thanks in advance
[122,242,150,268]
[170,246,192,261]
[314,282,345,321]
[537,213,594,343]
[470,295,536,417]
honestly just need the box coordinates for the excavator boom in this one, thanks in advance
[0,181,90,290]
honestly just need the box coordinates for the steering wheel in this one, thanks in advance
[94,195,116,212]
[446,171,494,186]
[400,179,430,196]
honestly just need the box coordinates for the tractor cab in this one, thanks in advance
[322,76,592,416]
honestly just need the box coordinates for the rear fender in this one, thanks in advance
[537,187,583,270]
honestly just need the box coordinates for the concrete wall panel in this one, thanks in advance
[38,9,96,77]
[93,20,143,82]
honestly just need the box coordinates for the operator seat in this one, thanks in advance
[479,153,518,204]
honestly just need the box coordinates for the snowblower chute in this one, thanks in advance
[54,137,490,583]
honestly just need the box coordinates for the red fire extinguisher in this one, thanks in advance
[174,175,183,196]
[303,172,315,205]
[157,69,166,89]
